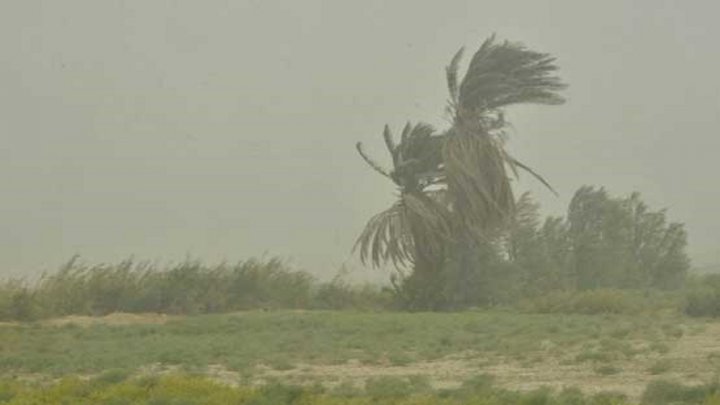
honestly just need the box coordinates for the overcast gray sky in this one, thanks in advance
[2,0,719,279]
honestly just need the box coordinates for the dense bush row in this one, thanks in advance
[517,277,720,318]
[3,255,720,320]
[0,257,392,321]
[390,187,692,311]
[2,372,718,404]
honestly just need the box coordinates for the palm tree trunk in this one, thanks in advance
[402,224,448,311]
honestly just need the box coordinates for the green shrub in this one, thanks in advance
[641,379,720,404]
[594,365,621,375]
[313,278,394,311]
[519,289,670,315]
[92,368,133,385]
[0,281,42,321]
[684,274,720,317]
[646,359,673,375]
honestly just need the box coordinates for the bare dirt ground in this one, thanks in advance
[0,312,174,327]
[232,321,720,400]
[43,312,174,326]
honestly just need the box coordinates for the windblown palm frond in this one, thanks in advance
[453,35,566,121]
[445,47,465,116]
[356,142,393,180]
[354,192,451,268]
[442,131,514,231]
[508,156,558,196]
[392,123,445,191]
[357,122,445,192]
[355,200,413,268]
[441,35,566,234]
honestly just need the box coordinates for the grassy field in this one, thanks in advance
[2,310,720,403]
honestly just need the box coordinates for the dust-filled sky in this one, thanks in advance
[2,1,719,279]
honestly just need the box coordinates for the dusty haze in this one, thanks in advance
[2,1,719,279]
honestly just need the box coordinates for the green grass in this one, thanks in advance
[594,364,622,375]
[642,379,720,404]
[0,310,687,377]
[647,359,673,375]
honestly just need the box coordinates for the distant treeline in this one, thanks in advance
[390,186,694,310]
[0,256,719,321]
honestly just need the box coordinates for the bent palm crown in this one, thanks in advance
[355,35,566,270]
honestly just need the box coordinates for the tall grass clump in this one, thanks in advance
[312,273,395,311]
[0,280,41,321]
[0,257,391,321]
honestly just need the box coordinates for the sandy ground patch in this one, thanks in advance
[43,312,174,326]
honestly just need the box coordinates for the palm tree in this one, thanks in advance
[355,123,453,308]
[355,35,566,309]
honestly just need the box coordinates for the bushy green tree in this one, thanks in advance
[480,187,690,303]
[566,186,689,290]
[503,193,573,296]
[567,186,632,289]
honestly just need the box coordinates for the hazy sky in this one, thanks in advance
[2,1,719,279]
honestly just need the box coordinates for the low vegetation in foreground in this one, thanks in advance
[1,251,720,403]
[2,372,720,404]
[2,309,720,403]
